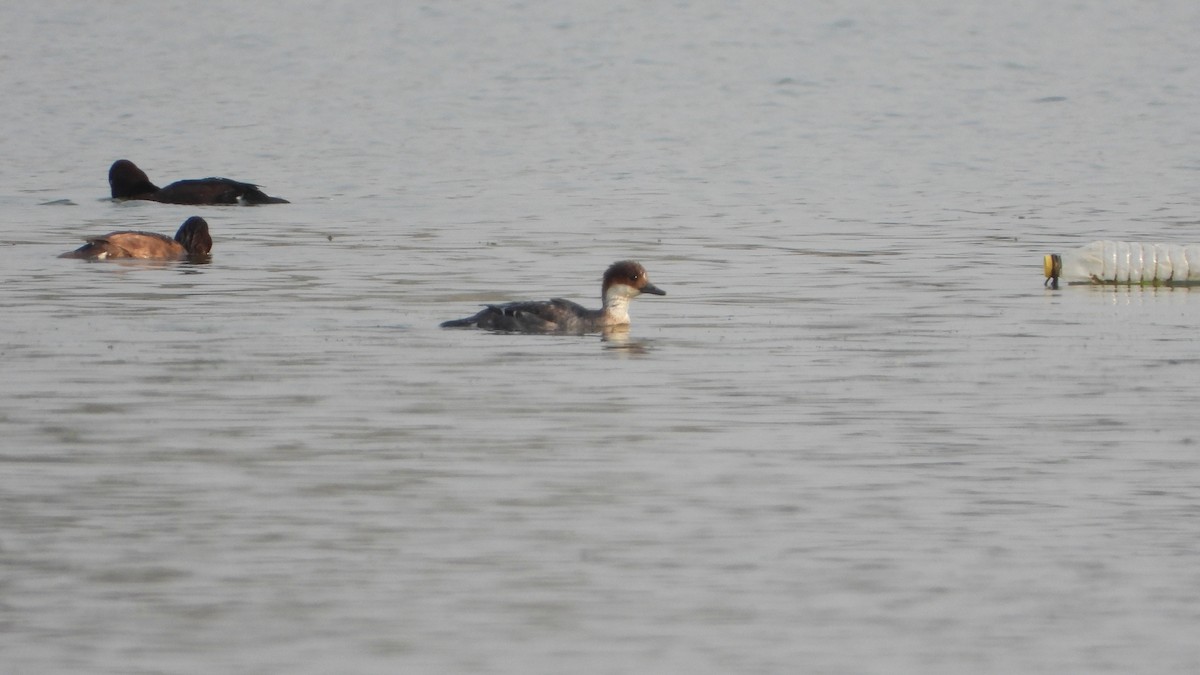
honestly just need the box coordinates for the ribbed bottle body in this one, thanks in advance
[1046,241,1200,285]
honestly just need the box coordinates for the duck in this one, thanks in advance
[108,159,288,205]
[441,260,665,333]
[60,216,213,261]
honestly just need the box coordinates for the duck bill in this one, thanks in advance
[641,283,666,296]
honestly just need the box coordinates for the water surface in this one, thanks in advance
[3,1,1200,673]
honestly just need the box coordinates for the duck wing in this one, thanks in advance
[155,177,288,205]
[60,231,183,260]
[442,298,591,332]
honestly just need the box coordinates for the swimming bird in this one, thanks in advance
[59,216,213,261]
[441,260,665,333]
[108,159,289,205]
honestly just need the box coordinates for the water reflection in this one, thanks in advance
[1088,283,1195,306]
[601,325,653,355]
[62,258,211,271]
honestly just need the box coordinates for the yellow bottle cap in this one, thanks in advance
[1043,254,1062,286]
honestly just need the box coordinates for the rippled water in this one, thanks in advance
[4,1,1200,673]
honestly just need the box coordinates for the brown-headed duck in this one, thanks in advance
[109,159,288,205]
[440,260,666,333]
[60,216,213,261]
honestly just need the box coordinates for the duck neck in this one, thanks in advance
[601,285,634,325]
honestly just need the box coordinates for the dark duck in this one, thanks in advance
[108,159,288,205]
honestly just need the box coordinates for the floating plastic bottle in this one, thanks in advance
[1044,240,1200,287]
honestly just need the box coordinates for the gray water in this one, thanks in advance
[3,1,1200,673]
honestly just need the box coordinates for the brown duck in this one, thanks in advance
[60,216,213,261]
